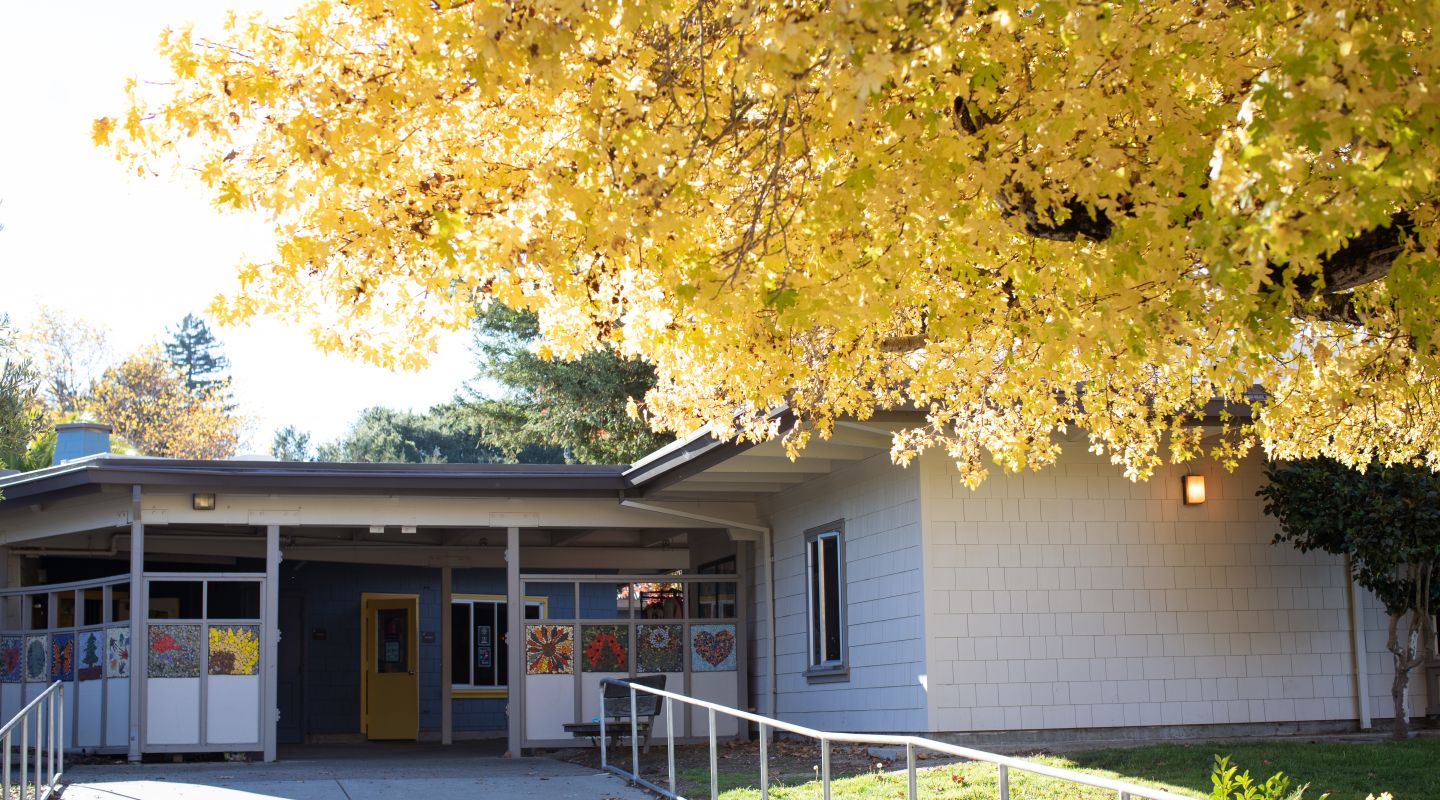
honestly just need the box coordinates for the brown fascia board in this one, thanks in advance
[0,457,630,505]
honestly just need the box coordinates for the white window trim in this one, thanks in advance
[804,520,849,683]
[450,595,545,692]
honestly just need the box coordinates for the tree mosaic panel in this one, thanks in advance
[106,626,130,678]
[690,623,737,672]
[77,630,104,681]
[50,632,75,682]
[149,624,201,678]
[24,635,47,682]
[580,625,628,672]
[208,626,260,675]
[525,624,573,675]
[0,637,22,682]
[636,624,682,673]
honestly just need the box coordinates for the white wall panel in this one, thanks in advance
[105,677,129,748]
[688,671,740,738]
[524,674,576,740]
[205,675,261,744]
[75,680,103,748]
[146,678,200,745]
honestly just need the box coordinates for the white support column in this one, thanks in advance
[127,486,144,762]
[506,526,521,757]
[441,565,453,746]
[262,524,281,762]
[1345,555,1372,729]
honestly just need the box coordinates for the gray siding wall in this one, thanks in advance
[918,449,1427,733]
[757,453,927,732]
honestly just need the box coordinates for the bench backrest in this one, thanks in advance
[603,674,666,719]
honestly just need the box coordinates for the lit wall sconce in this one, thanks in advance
[1182,474,1206,505]
[401,525,418,534]
[192,493,217,511]
[368,525,385,534]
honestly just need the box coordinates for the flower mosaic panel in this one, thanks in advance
[77,630,104,681]
[208,626,260,676]
[635,624,682,673]
[149,624,201,678]
[690,624,737,672]
[0,637,22,683]
[24,635,47,682]
[525,624,574,675]
[106,627,130,678]
[50,632,75,682]
[580,625,628,672]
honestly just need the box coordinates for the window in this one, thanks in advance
[805,521,847,680]
[450,596,543,692]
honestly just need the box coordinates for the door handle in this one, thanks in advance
[409,670,416,675]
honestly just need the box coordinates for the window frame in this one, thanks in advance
[450,594,546,697]
[803,520,849,683]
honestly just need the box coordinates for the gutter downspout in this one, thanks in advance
[618,500,779,720]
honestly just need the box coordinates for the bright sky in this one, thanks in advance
[0,1,476,452]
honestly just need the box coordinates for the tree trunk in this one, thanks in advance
[1391,658,1412,740]
[1386,610,1421,740]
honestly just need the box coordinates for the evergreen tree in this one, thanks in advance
[464,305,672,464]
[315,403,554,464]
[163,313,230,393]
[270,425,314,461]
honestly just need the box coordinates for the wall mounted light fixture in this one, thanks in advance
[1182,474,1206,506]
[192,493,217,511]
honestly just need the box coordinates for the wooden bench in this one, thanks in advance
[565,674,666,751]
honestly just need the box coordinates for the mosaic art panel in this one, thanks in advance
[690,623,737,672]
[24,635,47,682]
[106,626,130,678]
[0,637,22,683]
[635,624,682,673]
[525,624,574,675]
[77,630,103,681]
[50,632,75,682]
[580,625,628,672]
[208,626,260,676]
[149,624,201,678]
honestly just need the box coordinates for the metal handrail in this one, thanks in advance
[599,677,1192,800]
[2,680,65,800]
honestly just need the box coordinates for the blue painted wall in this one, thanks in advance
[281,562,526,736]
[279,563,624,737]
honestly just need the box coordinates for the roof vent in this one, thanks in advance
[52,423,113,465]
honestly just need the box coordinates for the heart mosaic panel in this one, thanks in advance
[690,624,736,672]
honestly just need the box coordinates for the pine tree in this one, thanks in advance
[163,314,230,393]
[82,633,99,668]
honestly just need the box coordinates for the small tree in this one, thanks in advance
[163,313,231,393]
[1259,459,1440,739]
[0,316,42,475]
[88,347,245,460]
[270,425,314,461]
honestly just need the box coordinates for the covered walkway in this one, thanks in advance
[62,743,649,800]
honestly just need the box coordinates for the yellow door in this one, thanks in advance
[363,595,419,740]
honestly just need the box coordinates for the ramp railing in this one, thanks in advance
[599,677,1191,800]
[2,680,64,800]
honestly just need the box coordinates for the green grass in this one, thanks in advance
[673,738,1436,800]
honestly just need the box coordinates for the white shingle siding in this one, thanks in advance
[919,449,1427,733]
[755,453,928,732]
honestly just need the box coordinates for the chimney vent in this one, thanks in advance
[52,423,113,465]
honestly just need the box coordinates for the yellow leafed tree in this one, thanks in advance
[97,0,1440,483]
[88,347,244,460]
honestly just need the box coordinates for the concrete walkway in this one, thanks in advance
[61,744,651,800]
